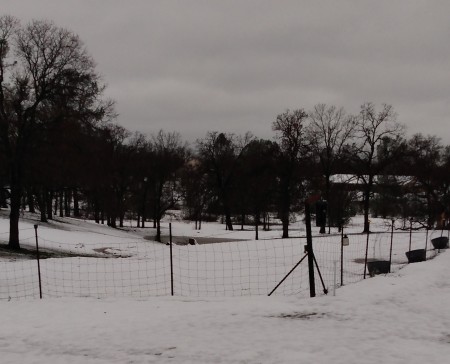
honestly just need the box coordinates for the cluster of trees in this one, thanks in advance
[1,16,449,250]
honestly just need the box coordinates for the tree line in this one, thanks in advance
[1,16,449,250]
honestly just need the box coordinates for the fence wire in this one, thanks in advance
[0,228,445,300]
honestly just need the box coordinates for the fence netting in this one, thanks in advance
[0,228,444,300]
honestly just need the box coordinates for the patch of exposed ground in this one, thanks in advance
[144,235,246,245]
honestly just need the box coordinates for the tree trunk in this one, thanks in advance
[73,189,80,217]
[0,186,7,209]
[64,189,72,217]
[281,185,290,239]
[119,213,124,228]
[53,193,58,215]
[109,214,117,228]
[363,188,370,233]
[27,189,35,213]
[46,190,53,220]
[37,190,47,223]
[21,194,26,211]
[426,193,433,229]
[325,174,331,234]
[156,218,161,242]
[8,184,22,250]
[255,212,259,240]
[94,197,100,223]
[281,212,289,238]
[59,190,64,217]
[223,203,233,231]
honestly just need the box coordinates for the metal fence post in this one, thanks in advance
[408,218,413,253]
[363,222,370,279]
[333,260,337,296]
[169,222,174,296]
[388,219,394,272]
[447,220,449,240]
[340,225,344,286]
[305,202,316,297]
[34,224,42,299]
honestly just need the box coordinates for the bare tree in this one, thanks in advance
[308,104,356,231]
[272,109,309,238]
[197,131,253,231]
[151,130,188,242]
[180,158,213,230]
[406,134,444,228]
[0,17,111,249]
[351,103,405,233]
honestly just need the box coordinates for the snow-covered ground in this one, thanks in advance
[0,241,449,363]
[0,212,449,363]
[1,212,442,300]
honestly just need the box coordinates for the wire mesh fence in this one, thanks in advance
[0,226,447,300]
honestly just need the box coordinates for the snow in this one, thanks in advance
[1,212,450,363]
[1,249,449,363]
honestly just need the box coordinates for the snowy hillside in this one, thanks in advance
[0,213,449,363]
[0,244,449,363]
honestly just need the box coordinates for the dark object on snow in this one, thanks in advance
[315,200,327,228]
[405,249,426,263]
[431,236,449,250]
[367,260,390,276]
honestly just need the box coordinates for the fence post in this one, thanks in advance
[333,260,337,296]
[340,225,344,286]
[388,219,394,273]
[408,218,413,253]
[169,223,174,296]
[363,221,370,279]
[34,224,42,299]
[447,220,449,240]
[305,202,316,297]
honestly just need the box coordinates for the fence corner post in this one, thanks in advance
[34,224,42,299]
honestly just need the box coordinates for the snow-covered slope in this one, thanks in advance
[1,243,449,363]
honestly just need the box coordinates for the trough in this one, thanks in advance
[431,236,449,249]
[367,260,391,276]
[405,249,426,263]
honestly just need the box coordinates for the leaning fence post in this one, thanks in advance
[363,221,370,279]
[169,222,174,296]
[388,219,394,273]
[34,224,43,299]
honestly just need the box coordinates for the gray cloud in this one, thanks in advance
[2,0,450,143]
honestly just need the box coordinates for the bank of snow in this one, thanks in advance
[1,249,449,363]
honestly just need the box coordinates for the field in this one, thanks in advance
[0,211,449,363]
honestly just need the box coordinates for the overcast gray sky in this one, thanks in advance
[2,0,450,143]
